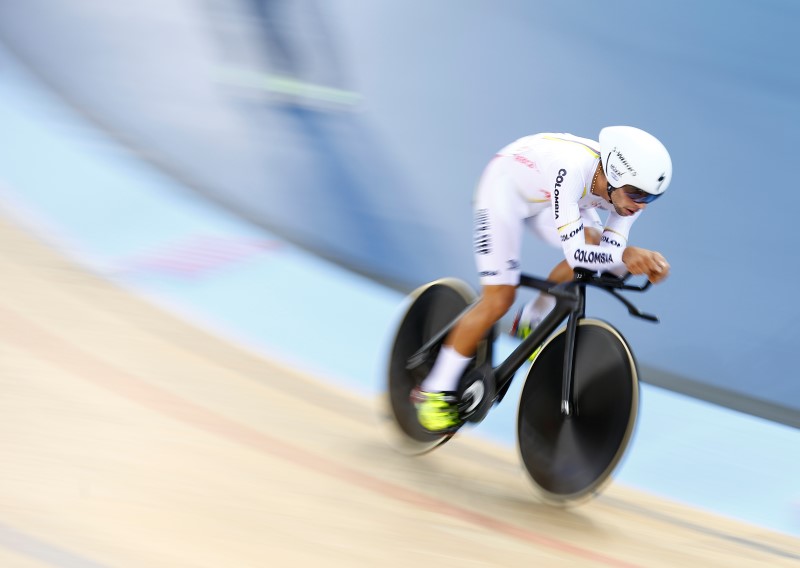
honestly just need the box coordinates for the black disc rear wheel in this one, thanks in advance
[384,278,490,454]
[517,319,639,504]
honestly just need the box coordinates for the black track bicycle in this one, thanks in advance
[384,268,658,505]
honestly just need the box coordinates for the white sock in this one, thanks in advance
[520,294,556,327]
[420,345,472,393]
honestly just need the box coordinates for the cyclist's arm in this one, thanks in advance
[555,202,628,273]
[596,211,638,276]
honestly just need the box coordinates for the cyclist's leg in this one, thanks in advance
[415,284,514,431]
[448,285,515,355]
[441,165,525,363]
[415,167,524,431]
[425,165,525,385]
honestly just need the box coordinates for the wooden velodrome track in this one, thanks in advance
[0,213,797,568]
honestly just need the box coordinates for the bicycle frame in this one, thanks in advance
[407,269,656,418]
[493,273,583,415]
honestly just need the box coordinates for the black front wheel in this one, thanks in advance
[517,319,639,505]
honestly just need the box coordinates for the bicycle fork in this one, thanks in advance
[561,283,586,417]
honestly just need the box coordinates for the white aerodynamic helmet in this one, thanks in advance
[599,126,672,202]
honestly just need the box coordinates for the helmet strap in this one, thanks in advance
[606,183,619,203]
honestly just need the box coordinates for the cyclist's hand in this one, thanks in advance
[622,247,670,284]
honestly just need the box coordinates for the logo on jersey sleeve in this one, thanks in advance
[553,168,567,219]
[560,224,584,243]
[573,249,614,264]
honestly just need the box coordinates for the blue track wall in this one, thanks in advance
[0,0,797,417]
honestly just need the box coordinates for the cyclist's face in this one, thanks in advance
[612,185,650,216]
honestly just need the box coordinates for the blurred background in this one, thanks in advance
[1,0,798,426]
[0,0,799,552]
[2,0,796,425]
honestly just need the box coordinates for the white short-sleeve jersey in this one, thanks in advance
[473,133,639,285]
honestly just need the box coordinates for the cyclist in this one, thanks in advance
[413,126,673,433]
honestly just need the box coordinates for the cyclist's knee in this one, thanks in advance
[478,285,516,320]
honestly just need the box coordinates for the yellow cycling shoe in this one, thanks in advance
[411,388,461,433]
[510,311,544,361]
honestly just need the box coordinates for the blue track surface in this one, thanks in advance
[1,45,798,537]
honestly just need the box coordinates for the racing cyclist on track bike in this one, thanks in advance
[413,126,673,433]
